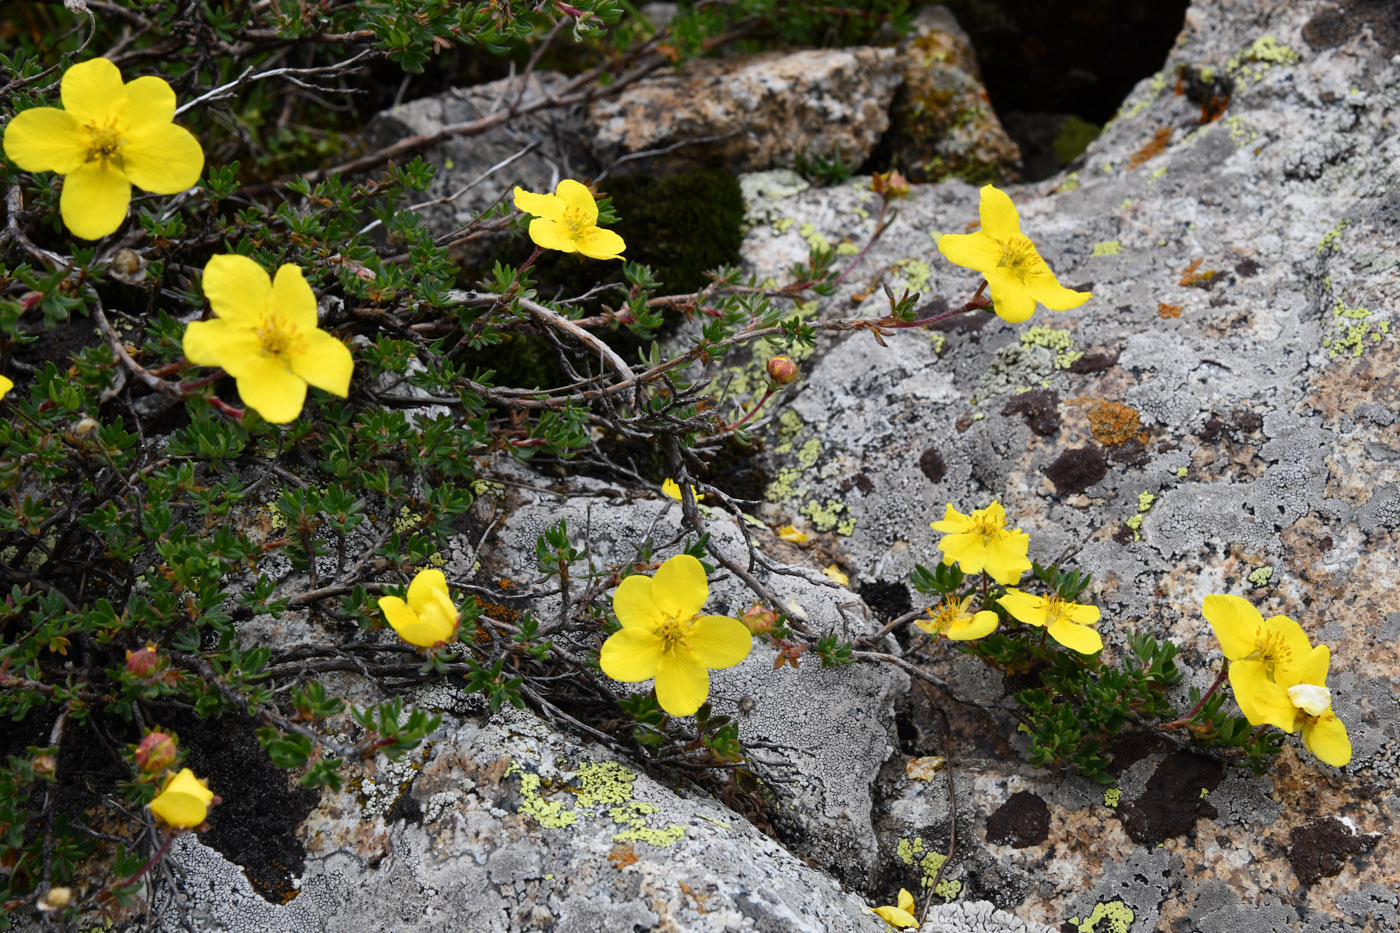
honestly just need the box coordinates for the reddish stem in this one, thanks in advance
[721,384,777,434]
[831,199,890,291]
[886,280,991,329]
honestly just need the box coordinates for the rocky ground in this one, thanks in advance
[84,1,1400,931]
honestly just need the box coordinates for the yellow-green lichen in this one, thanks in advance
[772,217,795,235]
[892,258,931,294]
[1137,491,1156,513]
[796,437,822,469]
[1323,301,1391,359]
[1103,788,1122,808]
[1227,36,1300,83]
[765,466,809,503]
[800,498,847,533]
[798,222,832,253]
[1125,515,1144,542]
[835,241,860,256]
[1021,325,1082,369]
[836,515,857,536]
[1120,198,1133,210]
[513,760,684,846]
[1199,66,1216,83]
[773,409,805,454]
[1090,240,1123,258]
[1118,71,1168,121]
[1225,115,1259,147]
[510,763,579,829]
[1316,218,1349,255]
[1059,171,1080,192]
[609,801,685,846]
[1248,565,1273,587]
[1074,899,1135,933]
[1176,466,1188,478]
[929,333,947,355]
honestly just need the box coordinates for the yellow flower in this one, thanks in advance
[182,255,353,424]
[937,185,1091,323]
[916,595,998,641]
[662,478,703,502]
[0,375,12,400]
[2,58,203,240]
[873,888,919,928]
[776,524,809,543]
[377,569,459,648]
[1283,645,1351,767]
[930,501,1031,585]
[1203,595,1316,731]
[999,588,1102,654]
[822,564,850,586]
[599,554,753,716]
[513,180,626,260]
[148,768,213,829]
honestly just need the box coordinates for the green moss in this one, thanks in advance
[1075,900,1136,933]
[1248,565,1273,587]
[1090,240,1123,258]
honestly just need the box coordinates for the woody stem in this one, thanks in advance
[884,280,991,329]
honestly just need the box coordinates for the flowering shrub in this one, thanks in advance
[0,2,1354,926]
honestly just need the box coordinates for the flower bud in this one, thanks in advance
[31,754,57,779]
[20,291,43,314]
[37,887,72,913]
[109,248,147,284]
[766,355,799,386]
[126,643,162,679]
[134,732,178,774]
[740,604,777,635]
[870,170,911,200]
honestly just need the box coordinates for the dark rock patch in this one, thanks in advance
[1001,389,1061,436]
[1068,351,1117,374]
[1304,0,1400,54]
[919,447,947,484]
[859,579,914,623]
[1287,816,1380,884]
[985,791,1051,848]
[1118,750,1224,845]
[1044,446,1108,495]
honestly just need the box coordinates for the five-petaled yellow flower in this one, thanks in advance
[930,501,1031,585]
[378,569,460,648]
[937,185,1091,323]
[182,255,353,424]
[599,554,752,716]
[148,768,214,829]
[0,375,12,400]
[999,589,1103,654]
[1283,645,1351,767]
[2,58,203,240]
[1203,594,1320,731]
[513,180,626,260]
[873,888,919,928]
[916,595,998,642]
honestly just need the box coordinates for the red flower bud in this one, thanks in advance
[766,355,799,386]
[135,732,178,774]
[125,643,162,679]
[740,604,777,635]
[31,754,57,779]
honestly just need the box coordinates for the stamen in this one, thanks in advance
[997,235,1038,282]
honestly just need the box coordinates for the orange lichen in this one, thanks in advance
[1129,127,1174,169]
[608,843,639,868]
[1076,399,1146,446]
[1158,302,1183,319]
[1179,258,1219,288]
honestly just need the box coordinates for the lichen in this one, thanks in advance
[929,333,947,355]
[1316,218,1349,255]
[510,763,578,829]
[1059,171,1081,192]
[1086,400,1143,445]
[796,437,822,469]
[513,760,684,845]
[892,258,931,294]
[1248,565,1273,587]
[1227,36,1300,83]
[1090,240,1123,258]
[1176,466,1188,478]
[1323,301,1391,359]
[800,498,848,533]
[1118,71,1168,121]
[798,222,832,254]
[1224,115,1258,147]
[1137,491,1156,513]
[1104,788,1122,808]
[834,241,860,256]
[765,466,809,503]
[1075,899,1136,933]
[1021,326,1082,369]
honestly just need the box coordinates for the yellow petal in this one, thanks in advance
[776,525,808,543]
[929,502,971,533]
[983,531,1031,585]
[599,627,663,682]
[1229,659,1296,729]
[1048,619,1103,654]
[528,217,579,253]
[513,185,563,221]
[1202,594,1262,661]
[937,530,985,572]
[1263,615,1313,679]
[687,616,752,669]
[181,317,261,370]
[575,226,626,261]
[149,768,212,829]
[122,121,203,194]
[937,231,1000,273]
[232,354,307,424]
[1066,602,1101,626]
[0,375,13,400]
[613,573,660,630]
[406,569,449,612]
[654,651,709,716]
[270,263,319,330]
[1302,712,1351,767]
[2,107,85,174]
[202,254,271,326]
[823,565,850,586]
[897,889,916,914]
[417,588,459,643]
[998,588,1047,627]
[948,609,999,640]
[662,478,682,500]
[1291,644,1331,690]
[554,178,599,224]
[60,162,131,240]
[121,75,176,127]
[61,58,125,124]
[650,554,708,621]
[873,905,919,928]
[984,268,1036,323]
[380,595,438,647]
[978,184,1022,240]
[1026,267,1091,311]
[290,328,353,398]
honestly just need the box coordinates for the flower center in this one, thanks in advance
[256,314,306,361]
[1251,627,1293,679]
[655,616,692,653]
[997,235,1038,282]
[1043,596,1072,627]
[84,122,126,165]
[925,598,966,635]
[562,206,591,240]
[971,511,1005,544]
